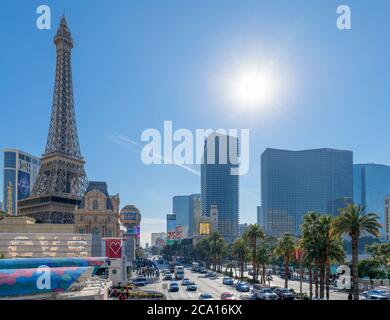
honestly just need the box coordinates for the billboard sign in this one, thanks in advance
[167,216,176,241]
[17,171,31,200]
[125,225,140,236]
[18,159,31,173]
[176,226,183,239]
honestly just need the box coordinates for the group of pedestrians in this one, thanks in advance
[109,287,131,300]
[133,262,160,278]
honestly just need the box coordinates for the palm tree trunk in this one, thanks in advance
[314,259,319,298]
[252,244,256,281]
[352,236,359,300]
[326,260,330,300]
[325,242,330,300]
[262,264,266,284]
[284,257,289,288]
[319,260,325,299]
[308,260,313,299]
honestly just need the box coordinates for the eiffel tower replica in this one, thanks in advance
[18,16,88,224]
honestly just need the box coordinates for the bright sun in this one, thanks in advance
[231,66,277,109]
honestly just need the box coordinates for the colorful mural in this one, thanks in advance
[0,257,110,298]
[0,266,94,297]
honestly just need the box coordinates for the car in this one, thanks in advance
[175,273,185,280]
[256,288,279,300]
[365,295,390,300]
[131,277,147,286]
[221,292,238,300]
[181,279,191,286]
[169,282,180,292]
[223,277,234,285]
[163,273,173,281]
[187,284,197,291]
[239,292,256,300]
[288,288,296,295]
[199,293,214,300]
[210,274,220,280]
[235,282,250,292]
[199,269,208,274]
[205,272,215,278]
[274,288,295,300]
[362,289,390,300]
[232,279,240,287]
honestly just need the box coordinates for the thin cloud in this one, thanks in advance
[109,132,200,176]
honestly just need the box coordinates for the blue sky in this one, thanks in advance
[1,0,390,245]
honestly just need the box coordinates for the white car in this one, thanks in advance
[163,273,173,281]
[256,288,278,300]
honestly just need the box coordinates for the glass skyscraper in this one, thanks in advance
[261,148,353,236]
[201,133,239,242]
[2,149,40,215]
[173,194,200,238]
[354,163,390,237]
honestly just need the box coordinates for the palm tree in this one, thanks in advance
[366,242,390,267]
[233,238,248,279]
[317,215,345,299]
[255,242,270,284]
[209,232,223,271]
[333,204,381,300]
[225,242,235,276]
[301,211,320,299]
[243,224,265,281]
[325,236,345,299]
[195,238,211,268]
[275,233,295,288]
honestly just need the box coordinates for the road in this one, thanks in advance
[143,262,251,300]
[141,260,348,300]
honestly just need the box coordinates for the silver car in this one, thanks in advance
[257,288,279,300]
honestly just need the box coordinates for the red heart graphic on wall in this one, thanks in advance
[110,241,122,254]
[106,239,122,258]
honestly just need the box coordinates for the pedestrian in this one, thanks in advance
[112,288,118,298]
[348,292,353,300]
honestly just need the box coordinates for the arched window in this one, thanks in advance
[92,200,99,210]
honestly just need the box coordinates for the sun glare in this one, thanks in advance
[230,65,278,110]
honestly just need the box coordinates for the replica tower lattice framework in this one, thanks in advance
[18,16,88,223]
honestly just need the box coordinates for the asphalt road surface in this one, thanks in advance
[143,262,251,300]
[142,260,348,300]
